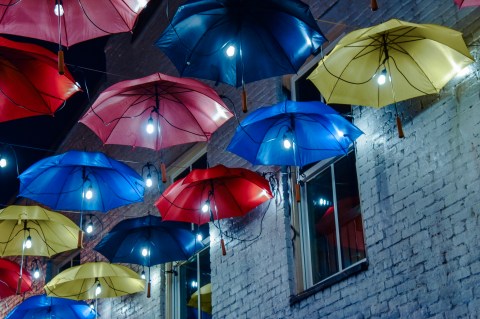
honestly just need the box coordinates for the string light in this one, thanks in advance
[0,156,6,168]
[201,200,210,213]
[146,116,155,134]
[85,185,93,200]
[86,219,94,234]
[145,173,153,188]
[377,68,387,85]
[226,45,236,57]
[141,270,146,280]
[196,233,203,241]
[54,3,64,16]
[24,234,32,249]
[141,248,149,257]
[95,281,102,296]
[283,134,292,149]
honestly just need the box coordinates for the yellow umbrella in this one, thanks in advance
[44,261,145,300]
[187,283,212,314]
[308,19,474,136]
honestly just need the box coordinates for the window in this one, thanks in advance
[166,146,211,319]
[290,47,367,300]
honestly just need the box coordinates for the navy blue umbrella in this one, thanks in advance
[227,100,364,167]
[94,215,203,297]
[18,150,145,213]
[5,294,97,319]
[156,0,326,88]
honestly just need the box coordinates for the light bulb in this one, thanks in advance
[85,187,93,200]
[196,233,203,242]
[146,174,153,188]
[25,235,32,249]
[201,201,210,213]
[90,304,95,310]
[86,222,93,234]
[146,116,155,134]
[95,282,102,296]
[141,248,149,257]
[34,268,40,279]
[0,157,6,168]
[54,3,64,16]
[377,68,387,85]
[226,45,235,57]
[191,280,198,288]
[283,138,292,149]
[141,270,146,280]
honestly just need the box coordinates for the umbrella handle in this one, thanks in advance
[58,49,65,75]
[220,238,226,256]
[147,281,151,298]
[16,276,22,295]
[161,163,167,183]
[78,230,84,248]
[396,115,405,138]
[295,183,301,203]
[241,88,248,113]
[370,0,378,11]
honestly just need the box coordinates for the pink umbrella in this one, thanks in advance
[454,0,480,7]
[79,73,233,150]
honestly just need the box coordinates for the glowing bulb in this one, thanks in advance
[197,233,203,242]
[283,138,292,149]
[141,270,146,280]
[201,201,210,213]
[191,280,198,288]
[95,282,102,296]
[146,174,153,188]
[142,248,149,257]
[85,187,93,200]
[337,130,344,138]
[146,116,155,134]
[377,68,387,85]
[0,157,6,168]
[226,45,235,57]
[34,268,40,279]
[54,4,64,16]
[25,235,32,249]
[86,222,93,234]
[90,304,95,310]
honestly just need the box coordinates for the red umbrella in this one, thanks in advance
[0,258,32,298]
[0,0,149,47]
[79,73,233,150]
[155,164,273,225]
[454,0,480,7]
[0,37,80,122]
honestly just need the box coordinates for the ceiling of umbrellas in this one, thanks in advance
[0,0,476,317]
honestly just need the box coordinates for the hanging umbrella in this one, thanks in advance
[454,0,480,8]
[5,294,97,319]
[156,0,326,111]
[188,283,212,315]
[0,205,82,294]
[44,261,145,300]
[79,72,233,151]
[94,215,203,297]
[18,150,145,213]
[0,36,80,122]
[0,258,32,298]
[308,19,474,137]
[226,100,364,167]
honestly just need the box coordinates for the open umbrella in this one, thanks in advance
[18,150,145,213]
[156,0,326,111]
[308,19,474,137]
[226,100,364,167]
[5,294,97,319]
[44,261,145,300]
[79,73,233,150]
[94,215,203,297]
[0,258,32,298]
[454,0,480,8]
[0,36,80,122]
[0,205,82,294]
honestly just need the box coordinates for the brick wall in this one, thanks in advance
[2,0,479,318]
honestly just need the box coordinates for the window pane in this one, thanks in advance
[306,166,339,283]
[334,152,365,268]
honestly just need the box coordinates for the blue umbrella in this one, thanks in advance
[94,215,203,297]
[156,0,326,88]
[227,100,364,167]
[5,294,97,319]
[18,150,144,212]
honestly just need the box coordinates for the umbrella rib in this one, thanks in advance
[78,0,132,34]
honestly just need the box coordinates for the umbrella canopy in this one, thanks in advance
[0,36,80,122]
[79,73,233,150]
[188,283,212,314]
[44,261,145,300]
[0,258,32,298]
[0,0,150,47]
[454,0,480,8]
[18,150,145,212]
[226,100,364,167]
[155,164,273,225]
[94,215,203,266]
[0,205,82,257]
[156,0,326,87]
[5,294,97,319]
[308,19,474,108]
